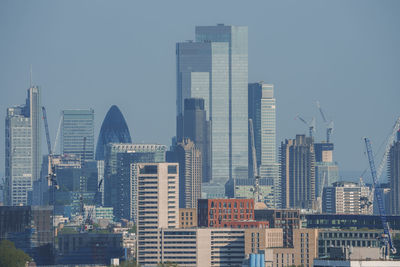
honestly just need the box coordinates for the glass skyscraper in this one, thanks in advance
[176,24,248,188]
[61,109,95,160]
[248,82,280,207]
[5,86,41,206]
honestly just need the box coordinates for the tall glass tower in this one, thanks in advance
[5,86,41,205]
[61,109,95,160]
[176,24,248,188]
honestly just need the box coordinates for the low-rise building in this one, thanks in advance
[245,228,283,254]
[179,208,197,228]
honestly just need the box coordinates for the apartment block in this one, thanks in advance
[245,228,283,254]
[179,208,197,228]
[198,199,255,227]
[136,163,179,266]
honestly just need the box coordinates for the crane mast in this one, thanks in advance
[316,101,334,143]
[296,115,315,138]
[364,137,396,255]
[249,119,261,203]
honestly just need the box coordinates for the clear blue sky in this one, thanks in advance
[1,1,399,182]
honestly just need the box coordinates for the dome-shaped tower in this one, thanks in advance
[95,105,132,160]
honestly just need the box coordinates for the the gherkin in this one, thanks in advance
[95,105,132,160]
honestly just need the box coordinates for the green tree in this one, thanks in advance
[157,262,178,267]
[0,240,32,267]
[118,260,140,267]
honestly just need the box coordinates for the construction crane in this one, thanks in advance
[296,115,316,138]
[364,137,396,255]
[316,101,334,142]
[249,119,262,203]
[41,106,59,203]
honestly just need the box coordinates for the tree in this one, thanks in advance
[118,260,140,267]
[0,240,32,267]
[157,262,179,267]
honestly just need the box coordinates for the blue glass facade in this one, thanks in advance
[95,105,132,160]
[177,24,248,190]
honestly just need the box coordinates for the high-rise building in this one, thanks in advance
[280,135,316,209]
[388,130,400,215]
[314,142,339,198]
[177,98,211,183]
[136,163,179,266]
[5,87,41,206]
[248,82,280,207]
[169,139,202,209]
[61,109,95,160]
[322,181,371,214]
[95,105,132,161]
[103,144,166,212]
[176,24,248,189]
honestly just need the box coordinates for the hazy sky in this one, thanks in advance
[1,1,399,182]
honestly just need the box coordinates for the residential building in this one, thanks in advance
[248,82,280,208]
[136,163,179,266]
[95,105,132,161]
[280,135,316,209]
[61,109,95,160]
[169,139,202,209]
[388,130,400,215]
[179,208,197,228]
[177,24,248,191]
[198,198,255,227]
[254,209,300,247]
[177,98,211,183]
[5,86,41,206]
[245,228,284,254]
[139,228,245,267]
[322,181,371,214]
[314,259,400,267]
[263,228,319,267]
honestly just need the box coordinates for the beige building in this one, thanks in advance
[142,228,245,267]
[245,228,283,254]
[179,208,197,228]
[263,228,319,267]
[135,163,179,266]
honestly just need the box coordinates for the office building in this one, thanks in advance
[198,198,255,227]
[248,82,280,207]
[95,105,132,160]
[388,130,400,215]
[169,139,202,209]
[177,98,211,183]
[136,163,179,266]
[103,143,166,209]
[61,109,95,160]
[177,24,248,190]
[314,143,339,199]
[0,206,53,264]
[225,177,275,208]
[114,150,165,221]
[5,87,41,206]
[280,135,316,209]
[322,181,371,214]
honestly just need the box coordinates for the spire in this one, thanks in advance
[29,64,32,88]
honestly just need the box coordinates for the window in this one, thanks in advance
[140,165,158,174]
[168,165,177,174]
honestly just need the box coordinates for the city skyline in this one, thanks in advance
[1,1,399,181]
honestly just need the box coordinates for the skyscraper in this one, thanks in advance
[61,109,95,160]
[95,105,132,161]
[248,82,280,207]
[177,98,211,182]
[169,139,202,209]
[388,130,400,215]
[280,135,316,209]
[176,24,248,189]
[5,86,41,206]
